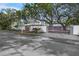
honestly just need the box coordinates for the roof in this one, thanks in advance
[25,23,46,26]
[49,24,62,27]
[25,20,47,26]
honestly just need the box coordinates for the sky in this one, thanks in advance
[0,3,24,10]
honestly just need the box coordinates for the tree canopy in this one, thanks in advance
[0,3,79,30]
[23,3,79,30]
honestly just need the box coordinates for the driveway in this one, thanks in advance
[0,31,79,56]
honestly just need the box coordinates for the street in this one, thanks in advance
[0,31,79,56]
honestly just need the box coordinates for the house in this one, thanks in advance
[11,19,69,33]
[25,20,48,32]
[48,24,69,33]
[70,25,79,35]
[11,19,48,33]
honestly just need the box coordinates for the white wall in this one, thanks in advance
[73,25,79,35]
[30,26,47,32]
[70,25,79,35]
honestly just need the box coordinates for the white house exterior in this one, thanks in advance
[25,20,48,32]
[70,25,79,35]
[11,19,48,33]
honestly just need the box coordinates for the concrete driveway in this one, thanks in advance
[0,31,79,56]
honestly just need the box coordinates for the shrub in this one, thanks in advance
[32,28,41,33]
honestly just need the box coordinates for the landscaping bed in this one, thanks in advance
[16,31,44,36]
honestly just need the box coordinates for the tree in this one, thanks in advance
[52,3,79,30]
[72,9,79,25]
[23,3,39,20]
[23,3,79,30]
[23,3,54,24]
[37,3,54,25]
[0,8,17,30]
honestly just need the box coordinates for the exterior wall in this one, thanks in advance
[48,26,69,33]
[70,25,79,35]
[48,26,63,31]
[29,26,47,32]
[40,26,47,32]
[25,26,29,31]
[19,26,25,30]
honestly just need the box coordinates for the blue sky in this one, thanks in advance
[0,3,24,10]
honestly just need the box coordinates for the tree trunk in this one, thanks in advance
[57,19,66,30]
[62,25,66,30]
